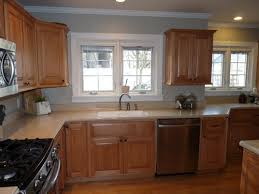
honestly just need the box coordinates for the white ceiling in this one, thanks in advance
[18,0,259,24]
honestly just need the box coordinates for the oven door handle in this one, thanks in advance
[39,158,61,194]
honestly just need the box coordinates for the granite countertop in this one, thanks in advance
[4,103,259,140]
[0,187,19,194]
[240,140,259,155]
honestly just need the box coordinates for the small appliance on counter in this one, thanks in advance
[175,93,197,110]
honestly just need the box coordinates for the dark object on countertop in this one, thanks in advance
[0,105,6,125]
[239,93,247,104]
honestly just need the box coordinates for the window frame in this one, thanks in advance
[205,41,258,96]
[71,33,163,102]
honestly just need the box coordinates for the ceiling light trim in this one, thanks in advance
[209,22,259,29]
[24,6,211,19]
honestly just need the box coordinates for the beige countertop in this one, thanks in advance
[240,140,259,155]
[0,187,19,194]
[4,103,259,140]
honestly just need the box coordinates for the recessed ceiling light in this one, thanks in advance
[233,16,243,21]
[116,0,126,2]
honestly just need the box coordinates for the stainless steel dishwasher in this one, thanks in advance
[156,118,200,175]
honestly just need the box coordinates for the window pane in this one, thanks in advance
[81,46,113,92]
[123,47,152,92]
[229,52,248,87]
[209,52,224,87]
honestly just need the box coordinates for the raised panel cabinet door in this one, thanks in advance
[90,137,124,177]
[241,150,259,194]
[124,137,155,175]
[199,117,228,171]
[5,2,24,86]
[54,127,66,192]
[23,15,37,87]
[36,22,68,87]
[174,32,195,84]
[66,122,87,178]
[0,0,5,38]
[192,32,214,84]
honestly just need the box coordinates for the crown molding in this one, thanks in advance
[24,6,210,19]
[209,21,259,29]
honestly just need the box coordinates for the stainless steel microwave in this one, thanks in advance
[0,38,18,98]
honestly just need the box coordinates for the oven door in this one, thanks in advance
[39,159,61,194]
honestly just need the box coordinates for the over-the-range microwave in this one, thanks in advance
[0,38,18,98]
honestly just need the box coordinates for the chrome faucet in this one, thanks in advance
[119,93,131,110]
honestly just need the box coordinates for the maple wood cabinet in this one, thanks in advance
[198,117,228,171]
[65,122,88,179]
[165,29,215,85]
[240,149,259,194]
[228,109,259,160]
[4,0,69,90]
[0,0,5,38]
[52,127,66,194]
[36,21,69,87]
[88,121,155,178]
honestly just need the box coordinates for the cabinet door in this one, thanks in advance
[5,3,24,86]
[192,33,213,84]
[0,0,5,38]
[174,32,195,84]
[36,22,68,87]
[54,128,66,192]
[66,122,88,178]
[199,117,227,171]
[23,15,37,87]
[241,150,259,194]
[124,137,155,175]
[90,137,124,177]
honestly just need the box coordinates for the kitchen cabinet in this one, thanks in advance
[165,29,215,85]
[199,117,228,171]
[5,0,37,88]
[0,0,5,38]
[54,127,66,193]
[228,109,259,160]
[88,121,155,178]
[36,21,69,87]
[65,122,88,179]
[5,1,24,86]
[240,149,259,194]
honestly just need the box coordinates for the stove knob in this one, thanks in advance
[51,148,58,160]
[34,179,41,191]
[46,160,53,169]
[39,173,47,181]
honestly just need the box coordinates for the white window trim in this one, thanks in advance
[206,41,258,96]
[71,32,163,102]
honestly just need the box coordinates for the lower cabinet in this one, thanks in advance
[240,149,259,194]
[88,120,155,178]
[198,117,228,171]
[65,122,88,179]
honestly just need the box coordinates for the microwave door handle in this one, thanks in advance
[39,159,61,194]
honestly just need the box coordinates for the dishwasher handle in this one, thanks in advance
[158,124,200,128]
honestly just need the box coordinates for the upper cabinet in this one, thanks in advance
[165,29,216,85]
[36,21,69,87]
[0,0,5,38]
[4,0,69,91]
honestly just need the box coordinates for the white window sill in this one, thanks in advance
[72,94,163,103]
[205,89,251,96]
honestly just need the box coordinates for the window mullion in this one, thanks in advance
[224,49,231,90]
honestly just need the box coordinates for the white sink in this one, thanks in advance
[97,110,148,118]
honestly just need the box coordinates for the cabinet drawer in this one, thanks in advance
[202,117,226,138]
[89,121,154,138]
[230,109,259,123]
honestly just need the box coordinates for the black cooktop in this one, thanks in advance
[0,138,52,189]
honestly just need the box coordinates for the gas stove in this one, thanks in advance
[0,138,60,194]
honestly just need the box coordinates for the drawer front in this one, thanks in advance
[202,117,226,138]
[230,109,259,123]
[89,121,154,138]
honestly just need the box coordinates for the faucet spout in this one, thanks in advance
[119,93,131,110]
